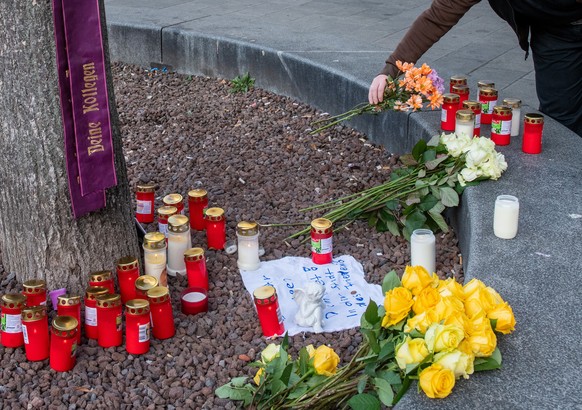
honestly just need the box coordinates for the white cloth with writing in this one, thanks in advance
[240,255,384,336]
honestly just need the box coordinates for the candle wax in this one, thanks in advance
[182,292,206,303]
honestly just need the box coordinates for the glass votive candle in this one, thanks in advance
[167,215,191,277]
[116,256,140,304]
[57,295,82,345]
[188,188,208,231]
[147,287,175,340]
[205,207,226,250]
[503,98,522,137]
[157,205,178,239]
[96,293,123,348]
[1,293,27,348]
[143,232,168,287]
[491,105,512,146]
[237,221,261,271]
[163,193,184,215]
[410,229,436,274]
[83,286,109,340]
[462,100,482,137]
[455,109,475,139]
[253,286,285,338]
[522,113,544,154]
[180,287,208,315]
[125,299,151,355]
[21,306,49,361]
[50,316,78,372]
[22,279,47,307]
[184,248,208,290]
[441,93,460,131]
[135,275,159,300]
[478,87,498,125]
[136,183,156,224]
[494,195,519,239]
[89,270,115,294]
[311,218,333,265]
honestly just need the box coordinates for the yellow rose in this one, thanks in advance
[413,286,441,315]
[465,314,497,357]
[253,368,264,385]
[395,337,430,370]
[381,287,413,328]
[433,350,474,379]
[487,302,516,334]
[261,343,281,363]
[425,323,464,353]
[485,286,504,305]
[465,287,498,315]
[437,278,465,300]
[312,345,340,376]
[464,297,486,318]
[404,308,439,334]
[463,278,485,299]
[434,296,465,319]
[305,344,316,358]
[402,265,437,296]
[419,364,456,399]
[442,311,470,338]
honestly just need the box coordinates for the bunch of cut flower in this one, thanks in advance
[290,132,508,241]
[216,266,516,409]
[310,61,444,135]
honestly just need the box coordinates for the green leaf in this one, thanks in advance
[428,210,449,233]
[347,393,381,410]
[378,341,395,361]
[439,186,459,207]
[215,383,253,402]
[385,219,401,237]
[376,370,401,385]
[418,194,439,212]
[368,214,378,228]
[427,134,441,146]
[231,377,247,387]
[357,376,369,394]
[286,385,309,400]
[399,154,417,167]
[299,347,309,375]
[280,363,293,386]
[407,329,424,339]
[374,378,395,406]
[362,329,380,354]
[490,318,498,331]
[417,169,426,178]
[425,155,449,170]
[474,347,503,371]
[404,210,427,235]
[430,185,441,199]
[281,332,289,351]
[404,363,419,375]
[364,300,380,325]
[382,270,401,293]
[271,379,287,395]
[384,199,399,211]
[422,149,436,163]
[412,139,427,161]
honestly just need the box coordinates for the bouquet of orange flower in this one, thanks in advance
[310,61,444,134]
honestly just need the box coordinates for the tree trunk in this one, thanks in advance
[0,1,140,293]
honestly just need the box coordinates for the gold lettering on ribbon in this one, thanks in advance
[81,62,105,156]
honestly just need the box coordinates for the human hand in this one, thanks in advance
[368,74,389,105]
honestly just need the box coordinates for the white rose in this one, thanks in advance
[440,133,471,157]
[433,350,475,379]
[460,167,482,183]
[465,147,489,168]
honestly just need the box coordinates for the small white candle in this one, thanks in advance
[410,229,436,274]
[182,292,206,303]
[494,195,519,239]
[455,110,475,138]
[237,221,261,271]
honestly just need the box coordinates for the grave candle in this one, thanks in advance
[157,205,178,239]
[205,207,226,250]
[143,232,168,287]
[96,293,123,348]
[455,109,475,138]
[184,248,208,290]
[494,195,519,239]
[410,229,436,274]
[449,75,467,93]
[522,113,544,154]
[125,299,151,355]
[441,93,460,131]
[478,87,498,125]
[451,85,470,107]
[135,275,159,300]
[477,81,495,90]
[57,295,81,345]
[167,215,191,277]
[180,287,208,315]
[188,188,208,231]
[116,256,140,304]
[1,293,27,348]
[50,316,78,372]
[503,98,522,137]
[88,270,115,294]
[163,193,184,215]
[462,100,482,137]
[21,306,49,361]
[491,105,512,146]
[311,218,333,265]
[237,221,261,271]
[135,183,156,224]
[253,286,285,338]
[147,286,175,340]
[22,279,47,307]
[83,286,109,340]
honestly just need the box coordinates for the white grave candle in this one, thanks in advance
[494,195,519,239]
[410,229,436,274]
[236,221,261,271]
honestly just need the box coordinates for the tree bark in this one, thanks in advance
[0,0,140,293]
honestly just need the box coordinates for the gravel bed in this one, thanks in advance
[0,64,462,409]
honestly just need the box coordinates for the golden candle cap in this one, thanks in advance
[96,293,121,308]
[188,189,208,200]
[477,81,495,89]
[85,286,110,300]
[311,218,333,234]
[21,306,47,322]
[143,232,166,250]
[450,75,467,84]
[147,286,170,304]
[135,275,159,291]
[136,183,156,193]
[52,315,79,332]
[451,85,469,95]
[117,256,139,270]
[503,98,522,108]
[58,294,81,306]
[442,93,460,103]
[158,205,178,217]
[493,105,512,115]
[1,293,27,308]
[89,270,112,283]
[462,100,481,111]
[125,299,150,315]
[23,279,46,292]
[184,247,205,262]
[524,113,544,124]
[253,286,278,304]
[237,221,259,236]
[479,87,498,97]
[163,193,183,206]
[205,207,225,221]
[168,215,190,233]
[456,109,475,121]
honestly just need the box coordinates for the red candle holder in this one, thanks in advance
[136,183,156,224]
[163,193,185,215]
[253,286,285,338]
[125,299,151,355]
[83,286,109,340]
[449,75,467,93]
[57,295,82,345]
[1,293,27,348]
[21,306,49,361]
[96,294,123,348]
[205,207,226,250]
[89,270,115,294]
[180,287,208,315]
[157,205,178,238]
[522,113,544,154]
[116,256,140,304]
[311,218,333,265]
[440,93,460,131]
[188,189,209,231]
[462,100,482,137]
[478,87,498,125]
[50,316,78,372]
[491,105,512,146]
[451,85,469,107]
[147,287,175,340]
[184,248,208,290]
[134,275,159,300]
[22,279,47,307]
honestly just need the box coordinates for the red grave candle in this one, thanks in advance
[253,286,285,338]
[89,270,115,294]
[462,100,482,137]
[57,295,82,345]
[180,287,208,315]
[84,286,109,340]
[440,93,460,131]
[116,256,140,304]
[449,75,467,93]
[135,275,159,300]
[22,279,47,307]
[50,316,78,372]
[491,105,513,146]
[311,218,333,265]
[184,248,208,290]
[147,287,175,340]
[125,299,151,355]
[157,206,178,239]
[522,113,544,154]
[205,207,226,250]
[136,183,156,224]
[451,85,470,107]
[1,293,27,348]
[96,294,123,348]
[21,306,49,361]
[188,189,209,231]
[163,193,185,215]
[478,87,498,125]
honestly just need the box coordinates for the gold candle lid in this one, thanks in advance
[462,100,481,111]
[524,113,544,124]
[237,221,259,236]
[450,75,467,84]
[135,275,159,291]
[96,293,122,308]
[52,315,79,334]
[168,215,190,233]
[23,279,46,293]
[143,232,166,250]
[184,247,205,262]
[125,299,150,315]
[147,286,170,303]
[163,193,183,206]
[479,87,498,97]
[58,294,81,306]
[493,105,512,115]
[253,286,277,304]
[136,183,156,193]
[1,293,27,308]
[85,286,110,300]
[158,205,178,217]
[456,109,475,121]
[188,189,208,201]
[21,306,47,322]
[117,256,139,271]
[205,207,225,221]
[451,85,469,95]
[477,81,495,89]
[311,218,333,234]
[89,270,112,283]
[503,98,522,108]
[442,93,460,103]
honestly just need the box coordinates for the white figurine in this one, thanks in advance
[294,282,326,333]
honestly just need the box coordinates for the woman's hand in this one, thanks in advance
[368,74,389,105]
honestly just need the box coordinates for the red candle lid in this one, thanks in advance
[253,286,278,305]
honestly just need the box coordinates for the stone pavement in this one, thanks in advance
[104,1,581,408]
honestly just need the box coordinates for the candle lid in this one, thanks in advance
[117,256,139,270]
[23,279,46,292]
[135,275,159,291]
[168,215,190,233]
[493,105,512,115]
[502,98,521,108]
[52,315,78,332]
[524,113,544,124]
[136,183,156,193]
[158,206,178,217]
[477,81,495,89]
[1,293,27,308]
[450,75,467,84]
[125,299,150,315]
[442,93,460,103]
[58,294,81,306]
[147,286,170,304]
[462,100,481,111]
[85,286,110,300]
[311,218,333,234]
[253,285,278,304]
[237,221,259,236]
[205,207,225,221]
[95,293,122,308]
[451,85,469,95]
[479,87,498,97]
[456,109,475,121]
[163,193,183,206]
[184,247,205,262]
[188,189,208,201]
[89,270,112,283]
[21,305,47,322]
[143,232,166,250]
